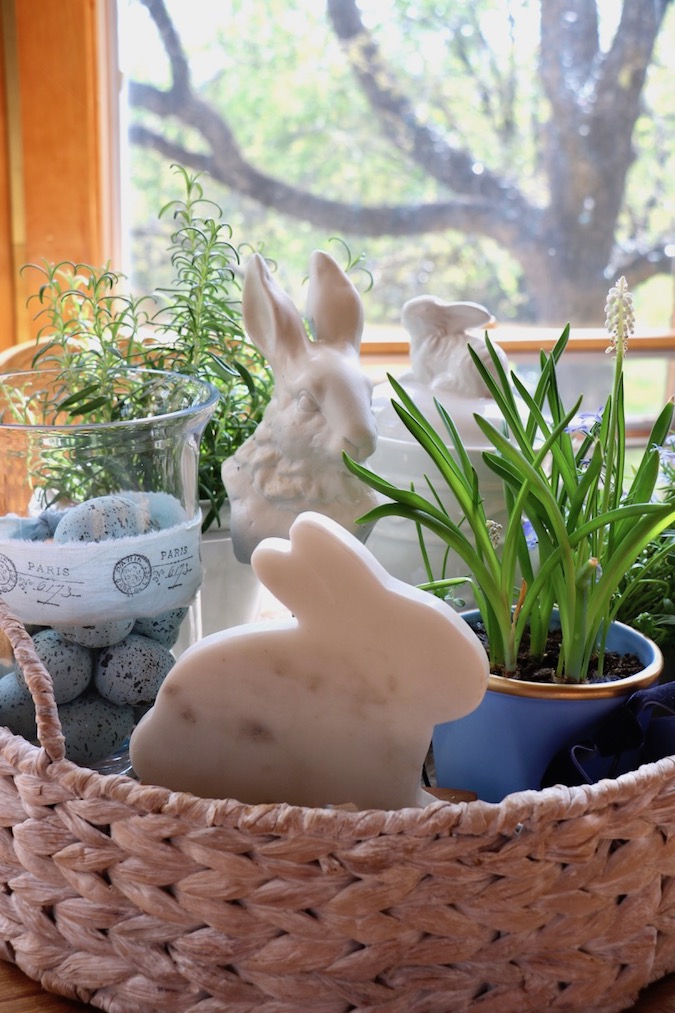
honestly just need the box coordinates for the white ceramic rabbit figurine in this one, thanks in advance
[129,512,489,810]
[222,251,379,564]
[401,295,505,396]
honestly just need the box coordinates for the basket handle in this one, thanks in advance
[0,600,66,762]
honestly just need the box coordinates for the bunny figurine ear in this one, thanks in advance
[243,253,307,365]
[306,250,364,351]
[251,511,382,621]
[401,296,495,340]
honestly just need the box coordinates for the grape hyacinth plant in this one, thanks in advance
[345,278,675,684]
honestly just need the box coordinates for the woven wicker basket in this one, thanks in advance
[1,601,674,1012]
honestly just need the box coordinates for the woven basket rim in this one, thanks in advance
[3,720,675,842]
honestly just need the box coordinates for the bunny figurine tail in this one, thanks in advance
[129,511,489,810]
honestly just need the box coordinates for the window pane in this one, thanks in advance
[119,0,675,329]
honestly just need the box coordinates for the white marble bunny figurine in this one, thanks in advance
[401,295,505,396]
[222,251,379,564]
[129,512,490,810]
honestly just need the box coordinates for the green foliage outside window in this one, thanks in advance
[123,0,675,328]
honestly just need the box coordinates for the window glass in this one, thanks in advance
[119,0,675,331]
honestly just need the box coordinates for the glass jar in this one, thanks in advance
[0,367,219,769]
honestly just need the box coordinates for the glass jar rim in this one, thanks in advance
[0,366,221,431]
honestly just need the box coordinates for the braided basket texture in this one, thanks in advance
[1,601,675,1012]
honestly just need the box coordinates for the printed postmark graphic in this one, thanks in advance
[0,554,17,594]
[113,554,153,596]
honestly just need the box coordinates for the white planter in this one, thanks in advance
[365,378,511,603]
[365,435,507,604]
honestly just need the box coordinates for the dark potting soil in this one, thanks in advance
[471,623,642,685]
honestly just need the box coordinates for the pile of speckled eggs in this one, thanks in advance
[0,494,192,766]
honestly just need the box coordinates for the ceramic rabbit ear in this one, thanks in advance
[306,251,364,351]
[402,296,495,336]
[242,253,307,364]
[250,512,381,619]
[249,534,310,620]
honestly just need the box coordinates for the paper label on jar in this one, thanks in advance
[0,515,202,625]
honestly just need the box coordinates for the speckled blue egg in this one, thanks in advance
[58,690,135,766]
[142,492,188,531]
[94,633,175,706]
[53,495,150,543]
[0,671,37,740]
[55,619,134,649]
[15,628,93,704]
[133,607,188,648]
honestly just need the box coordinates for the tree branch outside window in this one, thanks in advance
[124,0,675,326]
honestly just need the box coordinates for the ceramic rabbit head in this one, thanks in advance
[222,251,379,563]
[129,512,490,810]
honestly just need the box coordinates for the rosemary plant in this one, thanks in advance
[345,278,675,683]
[142,166,272,529]
[21,166,274,530]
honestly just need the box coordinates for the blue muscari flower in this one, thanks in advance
[522,517,538,549]
[564,406,604,436]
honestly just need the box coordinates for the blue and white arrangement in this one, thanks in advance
[0,491,202,764]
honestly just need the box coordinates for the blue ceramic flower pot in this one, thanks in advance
[432,611,663,802]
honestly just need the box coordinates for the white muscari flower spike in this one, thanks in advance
[486,519,502,548]
[604,276,634,356]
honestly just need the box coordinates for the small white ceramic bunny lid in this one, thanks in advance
[129,512,489,810]
[373,294,506,446]
[403,296,498,390]
[222,251,378,564]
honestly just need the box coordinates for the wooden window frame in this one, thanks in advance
[0,0,120,349]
